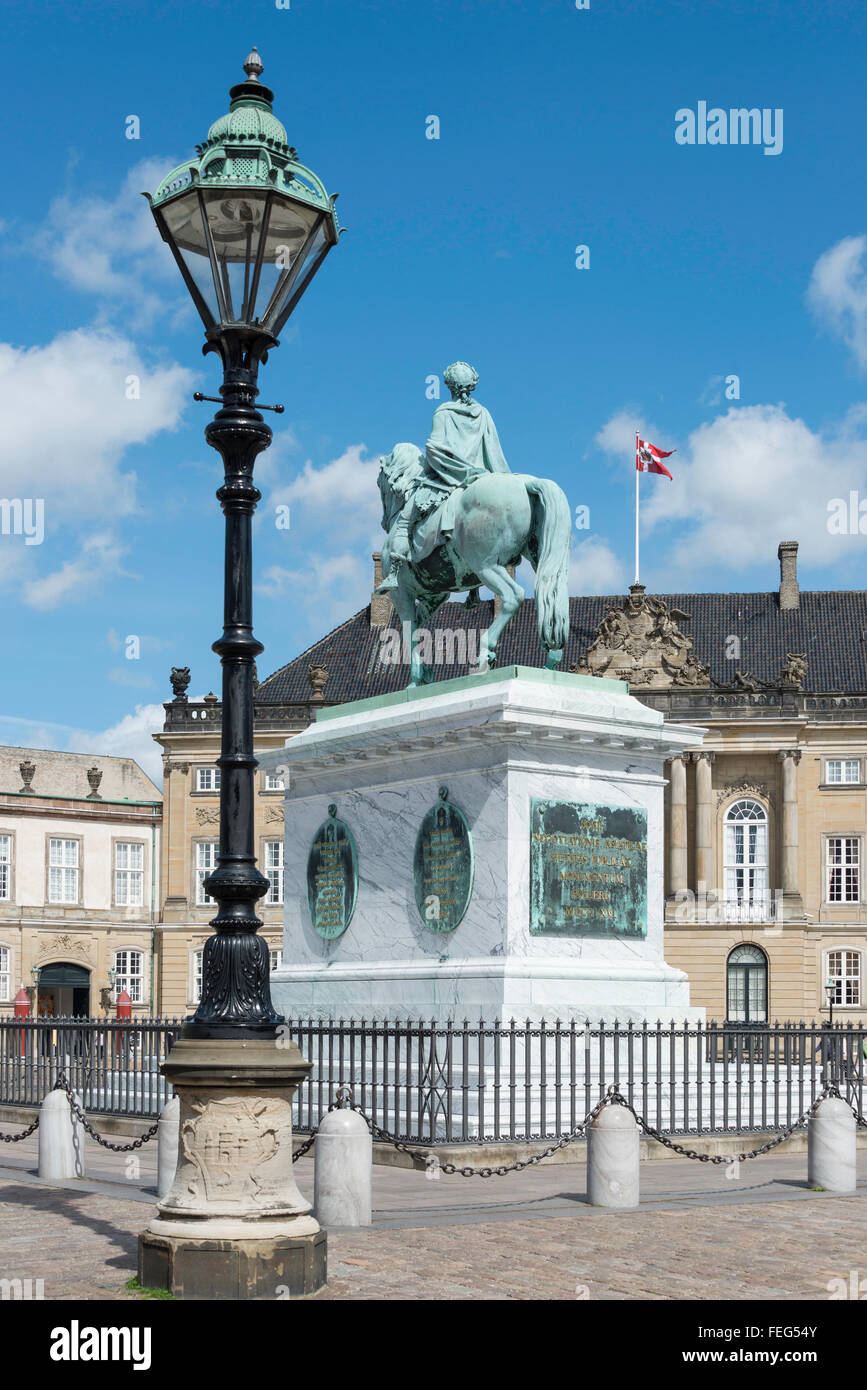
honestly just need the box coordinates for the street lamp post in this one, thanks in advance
[145,45,340,1038]
[138,49,340,1299]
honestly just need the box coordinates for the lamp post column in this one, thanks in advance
[185,354,282,1038]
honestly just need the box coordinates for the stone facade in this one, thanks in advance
[0,747,161,1016]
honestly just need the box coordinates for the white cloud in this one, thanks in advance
[267,444,383,546]
[257,550,371,624]
[631,402,867,581]
[569,536,627,595]
[68,702,166,786]
[38,159,181,322]
[0,327,193,604]
[807,235,867,369]
[595,408,663,461]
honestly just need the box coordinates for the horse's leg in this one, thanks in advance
[390,576,423,687]
[475,565,524,670]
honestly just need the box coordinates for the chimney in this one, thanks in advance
[370,552,393,627]
[778,541,799,610]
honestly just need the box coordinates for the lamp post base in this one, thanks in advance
[138,1227,327,1301]
[137,1036,326,1300]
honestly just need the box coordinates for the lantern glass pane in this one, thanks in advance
[159,189,220,324]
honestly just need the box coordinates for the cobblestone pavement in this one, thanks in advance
[0,1166,864,1300]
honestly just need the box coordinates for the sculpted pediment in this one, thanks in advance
[574,585,711,689]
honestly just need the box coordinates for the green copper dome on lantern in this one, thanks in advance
[146,48,341,344]
[150,48,338,221]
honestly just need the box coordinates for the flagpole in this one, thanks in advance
[634,431,640,585]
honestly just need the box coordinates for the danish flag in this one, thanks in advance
[636,437,675,480]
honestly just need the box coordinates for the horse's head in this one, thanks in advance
[378,443,425,523]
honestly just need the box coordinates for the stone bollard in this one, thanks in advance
[38,1086,85,1181]
[157,1095,180,1200]
[808,1095,856,1193]
[314,1106,373,1228]
[587,1100,640,1209]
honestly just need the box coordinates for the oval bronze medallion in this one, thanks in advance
[413,786,474,933]
[307,804,358,940]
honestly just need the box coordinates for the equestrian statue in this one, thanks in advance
[376,361,571,687]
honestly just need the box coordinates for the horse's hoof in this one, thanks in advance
[545,648,563,671]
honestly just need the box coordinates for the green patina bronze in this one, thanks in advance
[307,804,358,940]
[377,363,572,688]
[529,798,647,938]
[413,787,474,933]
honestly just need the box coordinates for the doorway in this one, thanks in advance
[36,962,91,1017]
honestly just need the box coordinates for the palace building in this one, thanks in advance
[0,748,161,1017]
[153,540,867,1025]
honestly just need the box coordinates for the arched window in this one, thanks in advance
[726,944,768,1023]
[113,950,144,1005]
[826,949,861,1008]
[724,799,769,920]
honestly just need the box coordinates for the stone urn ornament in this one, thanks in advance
[18,759,35,793]
[86,766,103,799]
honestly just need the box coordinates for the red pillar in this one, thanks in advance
[115,989,132,1062]
[13,987,29,1057]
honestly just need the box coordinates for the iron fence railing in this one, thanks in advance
[1,1015,865,1139]
[0,1017,182,1118]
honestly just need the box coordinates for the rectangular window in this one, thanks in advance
[269,947,283,972]
[0,835,10,901]
[196,768,221,792]
[827,949,861,1007]
[193,950,203,1002]
[264,771,285,790]
[826,837,861,903]
[115,842,144,907]
[826,759,861,785]
[114,949,144,1004]
[0,945,9,1002]
[48,838,79,903]
[265,841,284,904]
[196,842,218,904]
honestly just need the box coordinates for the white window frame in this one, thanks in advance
[825,949,862,1008]
[195,767,221,793]
[265,840,284,904]
[825,836,862,905]
[192,949,203,1003]
[825,758,862,786]
[264,771,285,791]
[0,835,10,902]
[723,799,769,911]
[49,838,79,904]
[0,945,10,1002]
[269,946,283,972]
[115,842,144,908]
[196,842,218,905]
[113,949,145,1005]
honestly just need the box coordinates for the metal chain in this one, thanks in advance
[292,1133,317,1162]
[319,1084,614,1178]
[54,1077,158,1153]
[0,1118,39,1143]
[607,1082,842,1164]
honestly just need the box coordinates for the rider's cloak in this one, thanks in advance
[424,399,511,489]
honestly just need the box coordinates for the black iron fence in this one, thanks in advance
[0,1017,182,1119]
[285,1016,867,1143]
[1,1015,865,1139]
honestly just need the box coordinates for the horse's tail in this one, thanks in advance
[524,478,571,653]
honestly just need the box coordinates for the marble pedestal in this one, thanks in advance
[263,666,706,1025]
[138,1038,325,1300]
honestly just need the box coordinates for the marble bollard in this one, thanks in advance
[808,1096,856,1193]
[314,1107,373,1228]
[156,1095,180,1200]
[587,1101,639,1209]
[38,1086,85,1181]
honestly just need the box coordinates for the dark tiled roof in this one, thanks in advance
[257,591,867,703]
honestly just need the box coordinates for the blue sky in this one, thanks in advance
[2,0,867,780]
